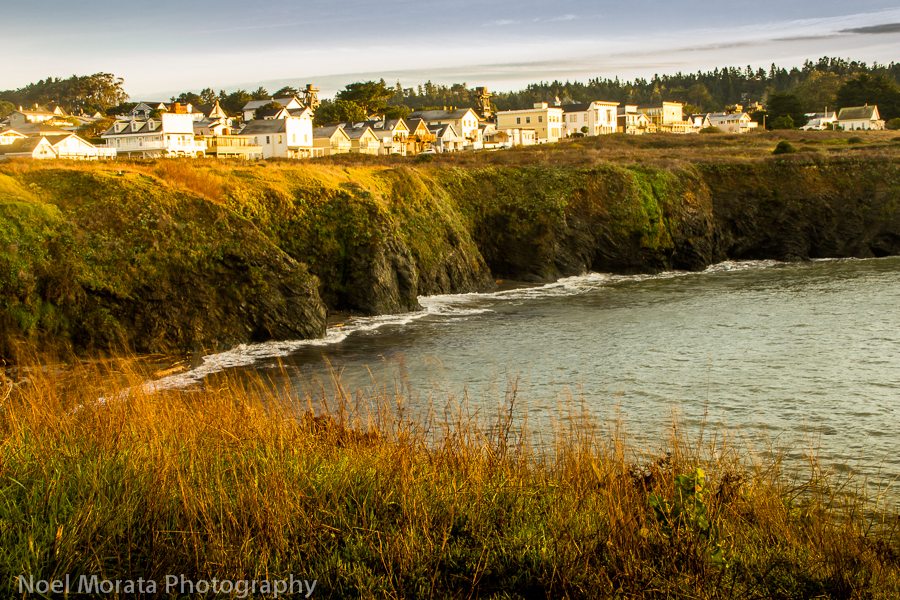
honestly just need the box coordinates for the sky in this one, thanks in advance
[3,1,900,100]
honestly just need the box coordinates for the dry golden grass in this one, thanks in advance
[1,351,898,598]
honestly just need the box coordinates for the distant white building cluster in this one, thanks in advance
[0,85,887,161]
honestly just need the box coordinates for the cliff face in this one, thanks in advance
[1,158,899,359]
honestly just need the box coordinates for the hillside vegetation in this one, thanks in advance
[1,130,900,360]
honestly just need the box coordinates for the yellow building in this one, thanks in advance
[496,103,564,143]
[637,102,693,133]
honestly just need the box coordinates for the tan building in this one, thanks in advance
[617,106,652,135]
[203,135,263,159]
[407,108,483,149]
[341,123,380,155]
[312,125,351,156]
[496,103,564,143]
[638,102,693,133]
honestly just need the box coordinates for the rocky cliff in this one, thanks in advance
[1,156,898,359]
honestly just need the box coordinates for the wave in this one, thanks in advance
[141,259,786,393]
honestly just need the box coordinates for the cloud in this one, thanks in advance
[483,19,520,27]
[840,22,900,34]
[551,14,577,22]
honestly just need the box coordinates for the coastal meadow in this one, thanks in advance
[0,349,898,598]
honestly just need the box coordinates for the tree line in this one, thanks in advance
[3,57,899,126]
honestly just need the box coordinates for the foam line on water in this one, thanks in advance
[141,260,785,393]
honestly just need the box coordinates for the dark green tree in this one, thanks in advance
[312,100,367,127]
[380,105,411,120]
[254,101,283,120]
[221,90,253,117]
[173,91,201,105]
[765,93,808,128]
[835,74,900,120]
[336,80,392,115]
[199,88,217,104]
[274,86,299,98]
[250,86,270,100]
[0,100,14,119]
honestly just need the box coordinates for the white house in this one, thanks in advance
[49,134,116,159]
[238,110,314,158]
[800,111,837,131]
[0,134,115,160]
[428,123,464,152]
[496,103,564,143]
[241,97,304,122]
[707,112,758,133]
[101,113,206,158]
[0,129,27,145]
[836,105,884,130]
[560,101,619,137]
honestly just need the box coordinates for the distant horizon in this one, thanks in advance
[4,2,900,101]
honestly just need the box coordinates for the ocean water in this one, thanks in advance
[148,257,900,495]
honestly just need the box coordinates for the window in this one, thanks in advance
[516,117,521,124]
[526,117,531,124]
[538,116,543,123]
[266,136,270,144]
[584,114,588,121]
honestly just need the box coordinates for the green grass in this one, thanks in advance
[0,354,898,598]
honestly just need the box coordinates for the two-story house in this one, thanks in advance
[406,108,482,149]
[312,125,352,156]
[560,101,619,137]
[238,110,314,158]
[617,106,651,135]
[101,112,206,158]
[638,102,692,133]
[707,112,758,133]
[496,103,564,143]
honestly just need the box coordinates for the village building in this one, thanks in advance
[638,102,692,133]
[403,118,436,154]
[6,106,72,128]
[202,135,263,159]
[0,134,115,160]
[101,112,206,158]
[560,101,619,137]
[312,125,352,156]
[617,106,652,134]
[800,111,838,131]
[836,105,884,130]
[496,103,564,143]
[238,110,314,158]
[241,97,305,122]
[340,123,380,155]
[406,108,482,149]
[707,112,758,133]
[427,123,464,152]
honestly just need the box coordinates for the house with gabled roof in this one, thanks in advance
[0,133,115,160]
[407,108,482,148]
[617,105,651,135]
[800,111,837,131]
[7,106,71,128]
[241,97,304,122]
[836,105,884,130]
[403,118,436,154]
[0,136,58,160]
[427,123,463,152]
[637,102,693,133]
[239,112,313,158]
[0,128,28,146]
[101,112,206,158]
[312,125,352,156]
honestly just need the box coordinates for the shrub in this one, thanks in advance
[848,136,864,144]
[771,115,795,130]
[887,118,900,130]
[699,126,722,134]
[415,153,434,163]
[772,141,796,155]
